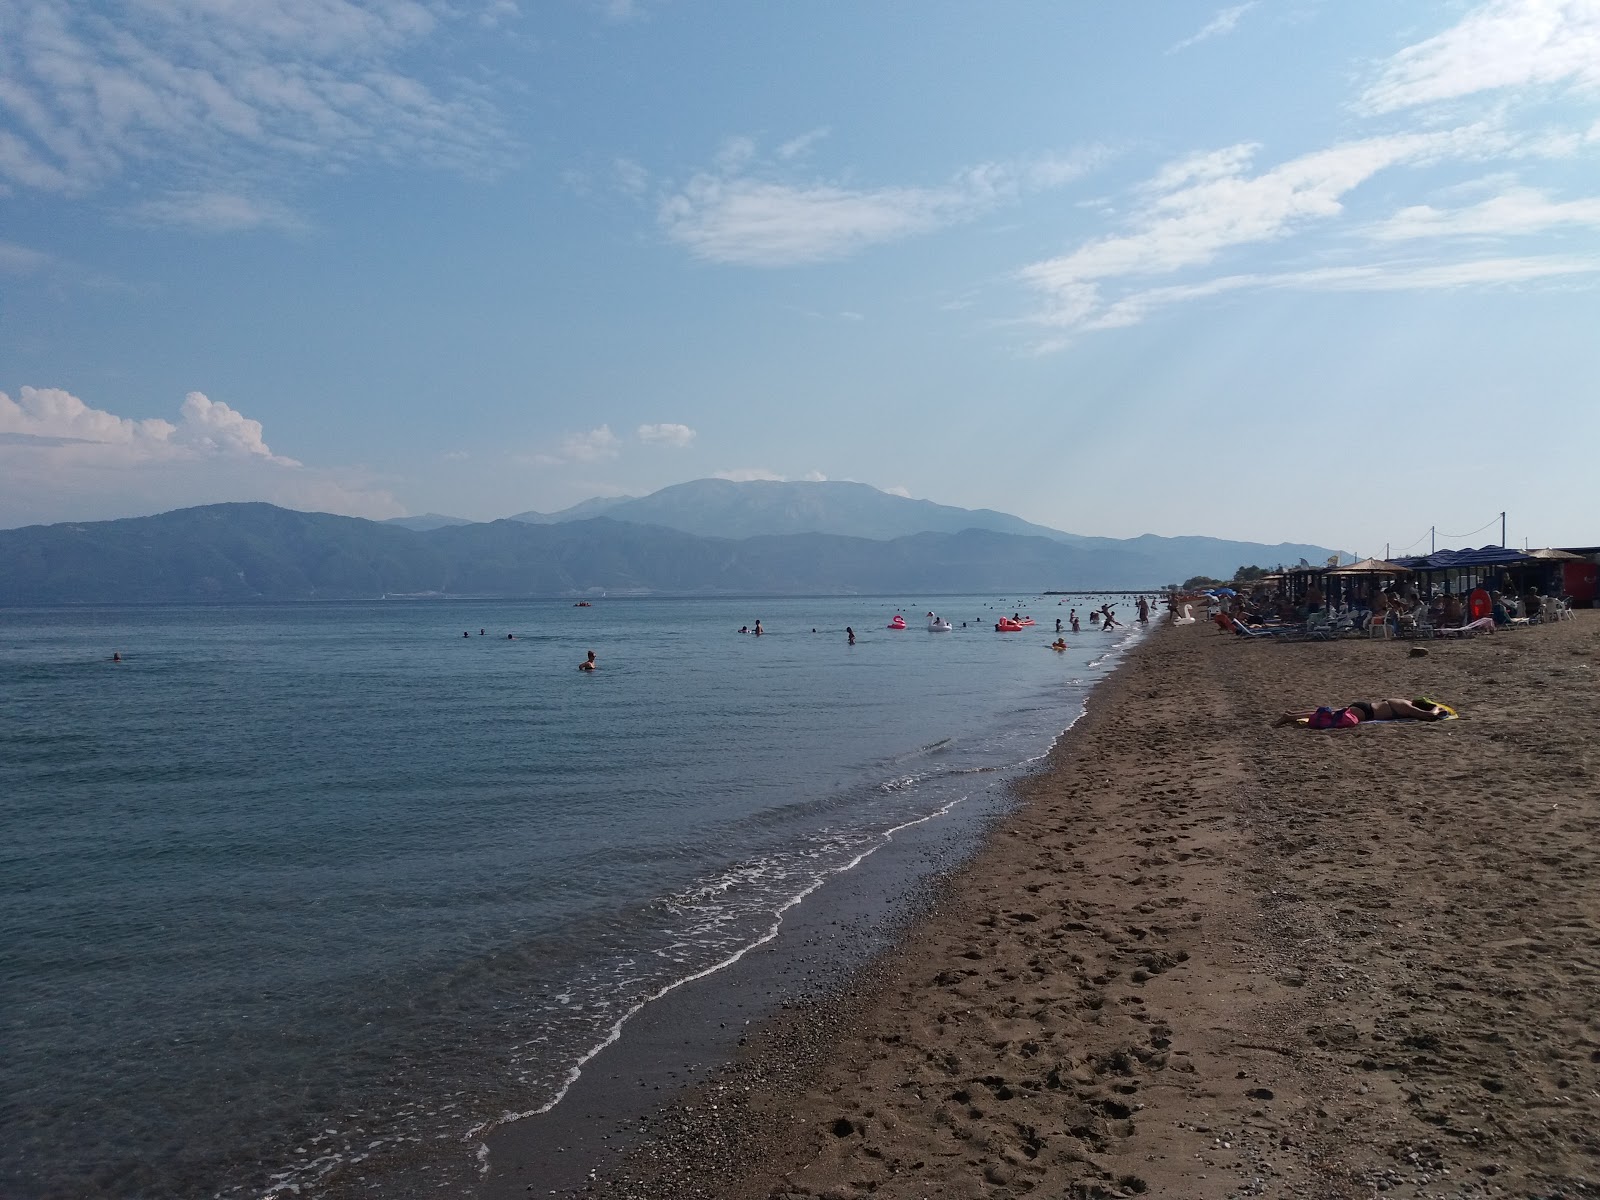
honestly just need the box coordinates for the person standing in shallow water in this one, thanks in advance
[579,650,597,672]
[753,620,763,636]
[846,627,855,645]
[1137,597,1149,623]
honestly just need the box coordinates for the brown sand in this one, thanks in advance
[520,613,1600,1200]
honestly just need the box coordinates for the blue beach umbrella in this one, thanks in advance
[1213,587,1237,596]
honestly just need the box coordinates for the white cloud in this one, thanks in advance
[613,157,649,196]
[777,128,829,160]
[1169,2,1258,54]
[0,385,401,526]
[0,0,513,204]
[636,422,696,447]
[1358,0,1600,115]
[520,425,622,466]
[560,425,620,463]
[1069,254,1600,333]
[1369,185,1600,240]
[130,190,309,234]
[1019,125,1508,334]
[0,385,296,464]
[659,141,1104,266]
[0,240,51,273]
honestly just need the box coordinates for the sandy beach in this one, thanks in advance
[507,609,1600,1200]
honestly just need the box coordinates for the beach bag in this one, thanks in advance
[1308,706,1360,729]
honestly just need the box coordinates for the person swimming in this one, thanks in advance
[579,650,597,672]
[753,620,763,636]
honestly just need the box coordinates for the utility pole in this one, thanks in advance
[1385,542,1390,560]
[1501,511,1506,548]
[1431,526,1436,554]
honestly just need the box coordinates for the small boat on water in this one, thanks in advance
[926,612,953,632]
[888,615,907,630]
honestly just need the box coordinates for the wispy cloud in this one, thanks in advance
[1020,128,1502,333]
[129,190,310,234]
[1169,2,1258,54]
[1069,255,1600,335]
[0,240,51,273]
[1369,185,1600,240]
[636,422,696,447]
[659,139,1107,266]
[520,424,622,466]
[1358,0,1600,114]
[560,425,620,463]
[1013,2,1600,345]
[0,0,514,217]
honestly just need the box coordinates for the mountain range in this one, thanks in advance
[1,480,1345,604]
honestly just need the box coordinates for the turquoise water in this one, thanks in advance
[0,596,1141,1198]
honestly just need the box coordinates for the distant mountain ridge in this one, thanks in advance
[383,513,474,531]
[512,479,1081,544]
[0,500,1346,604]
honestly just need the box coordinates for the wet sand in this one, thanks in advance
[494,611,1599,1200]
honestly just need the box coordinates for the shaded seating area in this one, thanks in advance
[1199,544,1596,643]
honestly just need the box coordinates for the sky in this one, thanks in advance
[2,0,1598,556]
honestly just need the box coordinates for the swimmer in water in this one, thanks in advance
[846,626,856,645]
[579,650,597,672]
[753,620,763,636]
[507,633,515,640]
[112,652,121,662]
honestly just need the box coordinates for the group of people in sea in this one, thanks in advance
[447,597,1154,677]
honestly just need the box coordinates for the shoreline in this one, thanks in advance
[507,611,1600,1199]
[471,622,1153,1199]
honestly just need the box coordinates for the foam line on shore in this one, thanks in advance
[466,629,1146,1166]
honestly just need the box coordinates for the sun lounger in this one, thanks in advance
[1433,616,1496,638]
[1233,619,1298,639]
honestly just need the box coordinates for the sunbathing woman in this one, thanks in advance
[1272,698,1451,727]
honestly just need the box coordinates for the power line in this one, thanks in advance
[1389,529,1431,555]
[1435,515,1501,540]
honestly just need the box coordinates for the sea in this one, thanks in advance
[0,595,1143,1199]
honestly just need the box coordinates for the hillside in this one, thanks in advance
[0,503,1306,603]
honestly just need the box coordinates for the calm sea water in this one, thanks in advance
[0,596,1142,1199]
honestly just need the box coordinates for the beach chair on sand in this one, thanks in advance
[1434,616,1496,639]
[1304,612,1334,640]
[1233,619,1294,639]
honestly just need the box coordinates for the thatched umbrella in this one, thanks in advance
[1326,557,1413,575]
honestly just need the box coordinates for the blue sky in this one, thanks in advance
[2,0,1598,555]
